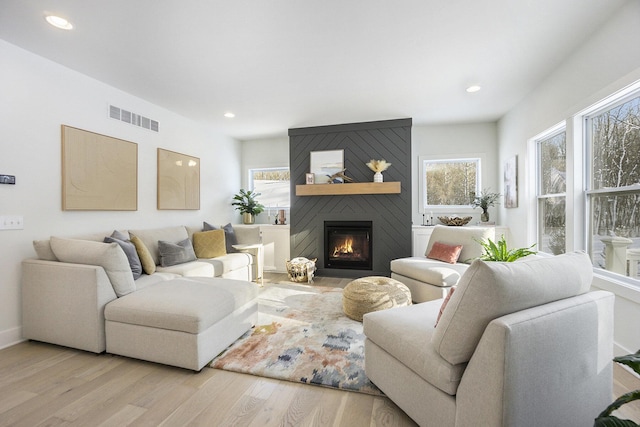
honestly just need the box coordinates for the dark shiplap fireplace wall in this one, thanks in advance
[289,118,412,278]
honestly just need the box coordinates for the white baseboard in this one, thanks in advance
[614,341,633,357]
[0,326,25,350]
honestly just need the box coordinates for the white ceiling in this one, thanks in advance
[0,0,628,140]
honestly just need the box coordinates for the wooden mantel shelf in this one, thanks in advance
[296,181,401,196]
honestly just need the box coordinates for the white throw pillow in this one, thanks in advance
[431,251,593,365]
[50,236,136,297]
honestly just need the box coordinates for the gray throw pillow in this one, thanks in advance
[203,222,238,253]
[158,238,197,267]
[104,231,142,280]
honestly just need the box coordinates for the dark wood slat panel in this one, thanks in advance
[289,118,412,277]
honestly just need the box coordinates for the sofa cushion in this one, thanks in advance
[129,226,189,265]
[390,257,465,287]
[198,253,252,276]
[33,239,58,261]
[134,271,181,290]
[432,251,593,365]
[427,241,463,264]
[425,225,495,264]
[363,301,466,395]
[130,235,156,275]
[158,238,197,267]
[193,230,226,258]
[50,236,136,297]
[233,226,261,244]
[204,222,238,253]
[156,260,215,277]
[104,277,258,334]
[104,231,142,280]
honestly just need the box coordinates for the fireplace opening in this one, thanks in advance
[324,221,372,270]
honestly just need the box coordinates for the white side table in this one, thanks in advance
[233,243,264,285]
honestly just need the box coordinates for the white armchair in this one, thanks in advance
[391,225,495,302]
[366,251,614,427]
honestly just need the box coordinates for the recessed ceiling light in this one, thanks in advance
[224,112,235,118]
[45,15,73,30]
[466,85,482,93]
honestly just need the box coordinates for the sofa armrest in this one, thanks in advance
[21,259,118,353]
[456,291,614,427]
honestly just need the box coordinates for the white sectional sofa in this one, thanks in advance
[22,223,261,371]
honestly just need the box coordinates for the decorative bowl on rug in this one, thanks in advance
[438,216,472,226]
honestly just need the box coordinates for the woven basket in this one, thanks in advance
[286,257,317,283]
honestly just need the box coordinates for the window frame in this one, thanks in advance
[248,166,291,209]
[419,154,482,213]
[583,90,640,282]
[534,126,567,255]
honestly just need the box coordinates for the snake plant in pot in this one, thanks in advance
[232,189,264,224]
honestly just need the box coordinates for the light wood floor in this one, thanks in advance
[1,273,638,426]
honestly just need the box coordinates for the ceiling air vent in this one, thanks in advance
[108,104,159,132]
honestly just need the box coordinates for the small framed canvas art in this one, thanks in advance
[305,173,315,184]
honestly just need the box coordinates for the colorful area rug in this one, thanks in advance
[210,282,382,395]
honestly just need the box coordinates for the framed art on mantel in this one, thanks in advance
[61,125,137,211]
[310,149,344,184]
[157,148,200,210]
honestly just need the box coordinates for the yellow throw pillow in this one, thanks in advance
[130,235,156,275]
[193,230,227,259]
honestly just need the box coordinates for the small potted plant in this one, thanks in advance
[471,188,501,222]
[232,189,265,224]
[477,235,537,262]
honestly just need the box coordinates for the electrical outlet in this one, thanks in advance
[0,215,24,230]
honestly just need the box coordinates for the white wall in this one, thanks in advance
[411,122,499,227]
[0,40,243,348]
[498,0,640,355]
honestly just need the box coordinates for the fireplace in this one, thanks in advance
[324,221,372,270]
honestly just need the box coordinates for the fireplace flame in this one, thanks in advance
[333,237,354,257]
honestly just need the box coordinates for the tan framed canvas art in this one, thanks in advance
[157,148,200,210]
[61,125,138,210]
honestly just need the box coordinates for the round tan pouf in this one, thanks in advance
[342,276,412,321]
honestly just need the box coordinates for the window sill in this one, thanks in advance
[591,270,640,305]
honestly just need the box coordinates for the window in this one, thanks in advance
[420,157,480,210]
[585,93,640,280]
[536,130,567,255]
[249,167,290,209]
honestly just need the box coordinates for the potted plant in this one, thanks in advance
[232,189,265,224]
[595,350,640,426]
[471,188,501,222]
[477,235,537,262]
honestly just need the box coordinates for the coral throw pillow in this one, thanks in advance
[427,241,463,264]
[435,286,456,327]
